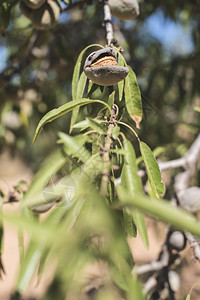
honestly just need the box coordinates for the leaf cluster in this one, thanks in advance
[1,45,200,299]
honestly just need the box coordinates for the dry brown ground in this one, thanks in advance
[0,151,200,300]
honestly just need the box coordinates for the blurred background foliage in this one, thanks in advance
[0,0,200,170]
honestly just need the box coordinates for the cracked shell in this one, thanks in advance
[84,47,129,86]
[31,0,60,30]
[23,0,46,10]
[109,0,139,21]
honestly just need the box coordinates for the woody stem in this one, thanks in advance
[103,0,114,46]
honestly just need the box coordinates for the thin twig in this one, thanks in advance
[100,123,114,195]
[170,133,200,261]
[103,0,113,46]
[158,158,186,171]
[100,105,117,196]
[174,133,200,194]
[158,133,200,173]
[185,232,200,261]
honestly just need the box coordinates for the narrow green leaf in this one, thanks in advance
[127,272,146,300]
[70,72,88,133]
[16,242,44,293]
[58,132,90,163]
[72,44,103,101]
[118,80,125,102]
[87,118,106,134]
[117,187,200,237]
[2,212,57,246]
[140,142,165,198]
[121,139,148,247]
[80,153,104,180]
[111,125,120,140]
[117,51,126,101]
[87,82,99,97]
[124,66,143,129]
[72,118,104,130]
[123,211,137,238]
[108,179,115,205]
[23,149,66,202]
[123,139,143,194]
[108,90,115,108]
[33,98,111,143]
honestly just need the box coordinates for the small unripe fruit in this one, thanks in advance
[31,0,60,30]
[168,231,186,252]
[84,47,129,86]
[23,0,46,10]
[108,0,139,21]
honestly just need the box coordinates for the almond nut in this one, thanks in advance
[84,47,129,86]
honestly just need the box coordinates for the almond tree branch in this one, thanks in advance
[158,133,200,174]
[133,134,200,297]
[100,105,117,196]
[172,134,200,261]
[185,232,200,260]
[103,0,113,46]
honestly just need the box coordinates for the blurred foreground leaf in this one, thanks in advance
[140,142,165,198]
[121,138,148,247]
[117,187,200,237]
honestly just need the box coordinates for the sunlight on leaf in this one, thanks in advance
[70,71,88,133]
[33,98,111,143]
[125,66,143,129]
[140,142,165,198]
[121,138,148,247]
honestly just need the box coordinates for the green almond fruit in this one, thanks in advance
[109,0,139,21]
[31,0,60,30]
